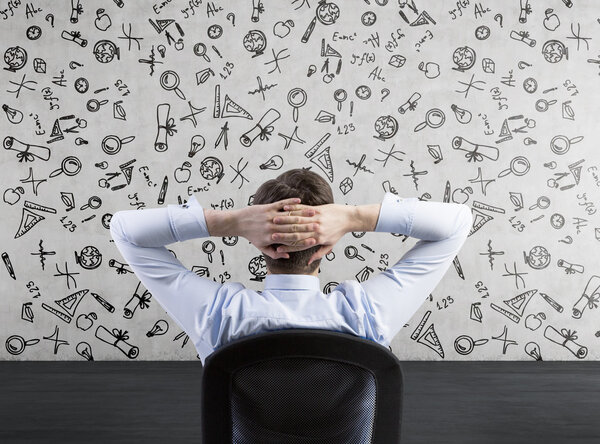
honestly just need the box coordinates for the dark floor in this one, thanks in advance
[1,361,599,443]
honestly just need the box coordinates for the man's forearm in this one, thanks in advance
[348,203,382,233]
[203,208,239,237]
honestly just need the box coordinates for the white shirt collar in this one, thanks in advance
[264,273,321,291]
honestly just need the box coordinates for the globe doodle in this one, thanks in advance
[373,115,398,140]
[74,246,103,270]
[3,46,27,72]
[248,255,267,280]
[243,30,267,57]
[316,2,340,25]
[542,40,568,63]
[93,40,120,63]
[523,246,551,270]
[452,46,476,71]
[199,156,224,181]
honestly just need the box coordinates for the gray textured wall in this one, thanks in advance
[1,0,599,361]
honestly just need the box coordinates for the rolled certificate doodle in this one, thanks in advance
[95,325,139,359]
[124,288,151,319]
[543,325,587,359]
[4,136,51,162]
[240,108,281,147]
[61,30,87,47]
[154,103,176,152]
[452,136,499,162]
[572,275,600,319]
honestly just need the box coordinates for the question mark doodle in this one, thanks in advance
[226,13,235,27]
[45,14,54,28]
[518,60,532,69]
[380,88,390,102]
[494,13,503,28]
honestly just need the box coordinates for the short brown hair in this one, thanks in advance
[252,168,334,274]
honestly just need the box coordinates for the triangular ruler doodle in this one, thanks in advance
[310,146,334,183]
[490,302,520,323]
[410,10,436,26]
[504,289,537,318]
[324,43,341,58]
[41,302,72,323]
[55,289,88,318]
[569,160,583,185]
[469,207,493,236]
[148,18,174,34]
[50,119,63,138]
[499,119,511,137]
[221,95,253,119]
[416,323,444,358]
[410,310,445,358]
[120,165,133,185]
[47,119,64,143]
[496,119,512,143]
[14,208,44,238]
[119,159,136,185]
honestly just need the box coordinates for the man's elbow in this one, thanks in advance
[459,204,473,236]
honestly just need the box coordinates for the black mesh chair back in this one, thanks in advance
[200,329,404,443]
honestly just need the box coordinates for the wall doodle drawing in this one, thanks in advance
[1,0,600,361]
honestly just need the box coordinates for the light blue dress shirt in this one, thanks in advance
[110,192,473,365]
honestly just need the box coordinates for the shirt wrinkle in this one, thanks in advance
[110,191,472,365]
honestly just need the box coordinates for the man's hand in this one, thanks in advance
[238,197,320,260]
[273,202,355,265]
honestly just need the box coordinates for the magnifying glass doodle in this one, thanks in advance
[550,134,583,155]
[528,196,550,211]
[202,240,215,263]
[498,155,530,178]
[414,108,446,132]
[160,70,186,100]
[193,43,211,62]
[344,245,365,261]
[333,88,347,112]
[6,335,39,355]
[80,195,102,211]
[535,98,557,112]
[49,156,82,178]
[455,335,488,355]
[287,88,307,123]
[101,134,135,155]
[87,98,109,112]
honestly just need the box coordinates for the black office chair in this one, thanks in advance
[200,328,404,443]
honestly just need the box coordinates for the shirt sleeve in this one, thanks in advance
[109,195,224,349]
[360,192,473,344]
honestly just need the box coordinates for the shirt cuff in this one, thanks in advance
[167,195,210,242]
[374,192,417,236]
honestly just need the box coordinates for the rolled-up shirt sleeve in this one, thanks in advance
[109,195,223,352]
[360,192,473,345]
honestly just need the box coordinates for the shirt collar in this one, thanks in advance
[264,273,321,291]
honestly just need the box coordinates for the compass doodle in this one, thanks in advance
[1,0,599,364]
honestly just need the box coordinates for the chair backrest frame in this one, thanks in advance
[200,329,404,443]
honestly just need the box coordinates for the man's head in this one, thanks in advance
[252,168,334,275]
